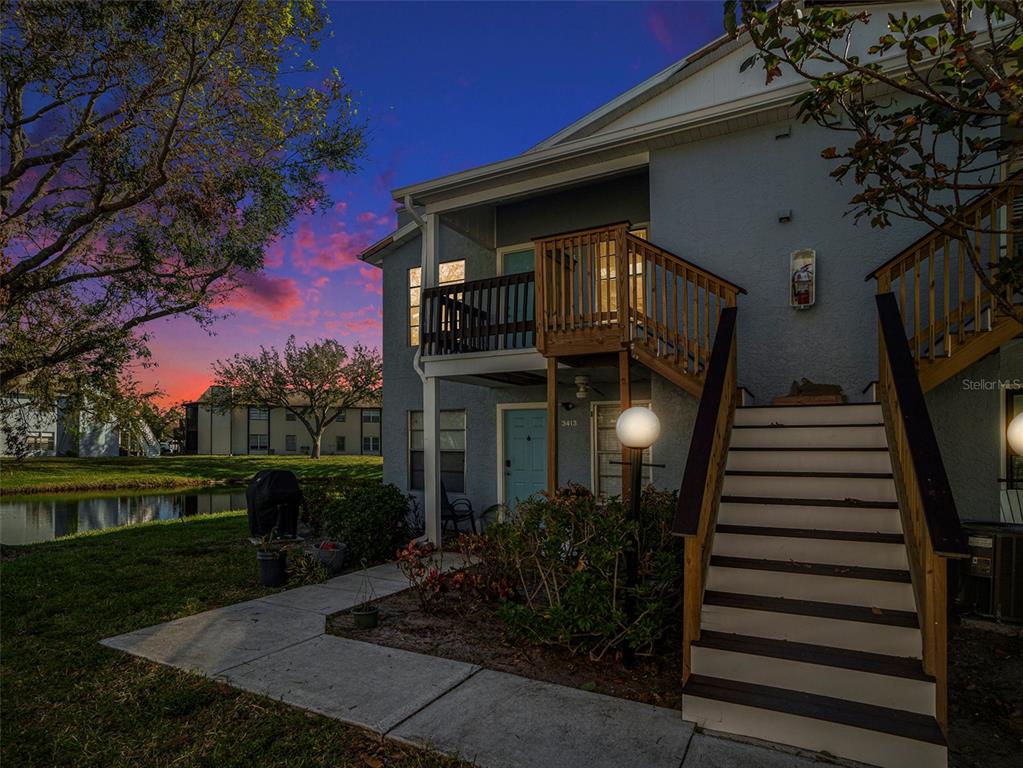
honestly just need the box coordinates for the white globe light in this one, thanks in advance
[1009,412,1023,456]
[616,406,661,449]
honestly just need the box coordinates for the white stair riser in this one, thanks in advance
[730,426,887,449]
[714,532,910,570]
[718,502,904,534]
[682,696,946,768]
[691,646,936,715]
[707,565,916,611]
[723,474,897,502]
[735,405,882,427]
[701,604,922,657]
[726,450,892,474]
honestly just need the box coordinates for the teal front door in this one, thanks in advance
[503,408,547,508]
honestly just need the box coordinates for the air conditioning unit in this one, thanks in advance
[956,522,1023,623]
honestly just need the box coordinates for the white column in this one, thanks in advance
[422,376,442,544]
[421,212,443,544]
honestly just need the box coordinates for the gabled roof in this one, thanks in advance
[528,30,743,152]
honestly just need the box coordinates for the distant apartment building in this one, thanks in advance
[0,394,157,457]
[183,390,381,456]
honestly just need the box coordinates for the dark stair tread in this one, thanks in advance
[726,470,894,479]
[720,495,900,510]
[737,403,880,409]
[710,555,911,583]
[704,590,919,628]
[733,422,885,429]
[715,524,904,544]
[728,447,890,452]
[694,630,933,681]
[683,674,945,745]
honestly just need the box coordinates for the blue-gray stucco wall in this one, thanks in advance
[649,118,928,403]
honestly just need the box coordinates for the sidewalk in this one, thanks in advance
[102,560,835,768]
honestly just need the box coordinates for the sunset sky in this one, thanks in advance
[139,1,725,406]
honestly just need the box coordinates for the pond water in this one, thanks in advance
[0,486,248,545]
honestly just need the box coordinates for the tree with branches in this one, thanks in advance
[209,336,381,459]
[728,0,1022,321]
[0,0,364,421]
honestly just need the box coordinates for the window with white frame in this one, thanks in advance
[362,409,381,424]
[409,410,465,492]
[336,435,346,452]
[249,433,268,451]
[285,434,297,452]
[363,435,380,454]
[249,407,269,421]
[592,402,652,498]
[409,260,465,346]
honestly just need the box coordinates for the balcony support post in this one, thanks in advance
[422,375,443,545]
[619,349,632,504]
[546,357,558,493]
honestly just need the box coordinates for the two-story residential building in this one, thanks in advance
[360,6,1020,768]
[183,388,381,456]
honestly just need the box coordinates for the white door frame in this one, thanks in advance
[589,399,652,496]
[496,402,547,506]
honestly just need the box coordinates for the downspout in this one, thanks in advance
[405,194,428,383]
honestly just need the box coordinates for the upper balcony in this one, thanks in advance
[420,222,744,395]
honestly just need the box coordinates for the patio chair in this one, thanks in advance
[441,482,478,535]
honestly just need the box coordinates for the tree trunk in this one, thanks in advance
[310,431,322,459]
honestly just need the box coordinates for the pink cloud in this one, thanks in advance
[647,8,673,55]
[220,272,303,321]
[359,264,382,295]
[313,276,329,288]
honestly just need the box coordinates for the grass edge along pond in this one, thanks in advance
[0,510,465,768]
[1,454,383,495]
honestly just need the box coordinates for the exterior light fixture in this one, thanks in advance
[616,406,661,449]
[615,406,661,668]
[1009,412,1023,456]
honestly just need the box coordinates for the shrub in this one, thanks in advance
[483,483,682,660]
[322,482,412,565]
[286,546,329,586]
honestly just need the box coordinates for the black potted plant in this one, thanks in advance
[257,529,287,587]
[350,560,379,628]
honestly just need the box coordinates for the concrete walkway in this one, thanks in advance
[102,560,836,768]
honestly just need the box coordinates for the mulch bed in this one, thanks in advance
[328,588,685,710]
[948,618,1023,768]
[328,582,1023,767]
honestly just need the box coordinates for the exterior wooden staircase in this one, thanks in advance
[534,223,744,397]
[870,172,1023,391]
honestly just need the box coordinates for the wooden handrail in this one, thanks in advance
[670,306,738,681]
[869,173,1022,373]
[534,223,742,390]
[876,293,968,557]
[876,291,967,734]
[868,170,1022,281]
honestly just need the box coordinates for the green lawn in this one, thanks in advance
[0,511,463,768]
[1,454,383,495]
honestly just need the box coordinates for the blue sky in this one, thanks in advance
[146,1,727,403]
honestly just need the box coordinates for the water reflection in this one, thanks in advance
[0,487,248,545]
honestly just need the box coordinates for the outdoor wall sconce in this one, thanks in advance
[777,209,793,223]
[1008,412,1023,456]
[615,406,661,669]
[561,402,576,412]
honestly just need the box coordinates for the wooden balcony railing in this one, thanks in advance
[869,173,1022,390]
[420,272,535,356]
[534,223,744,391]
[876,292,968,734]
[670,306,738,682]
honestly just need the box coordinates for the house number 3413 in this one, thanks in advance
[560,419,578,428]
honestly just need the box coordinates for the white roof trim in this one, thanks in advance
[357,219,420,265]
